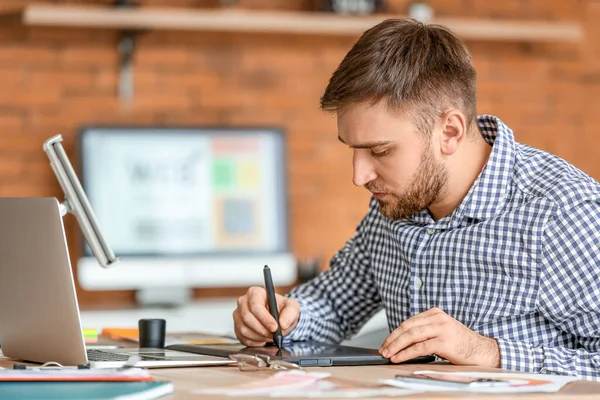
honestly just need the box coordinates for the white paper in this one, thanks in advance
[382,370,580,393]
[0,367,151,381]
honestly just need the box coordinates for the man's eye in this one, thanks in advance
[371,149,390,157]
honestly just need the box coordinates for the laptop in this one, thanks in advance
[167,342,435,367]
[0,197,233,368]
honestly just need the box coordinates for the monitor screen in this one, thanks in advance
[79,127,288,257]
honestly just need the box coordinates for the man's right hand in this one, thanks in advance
[232,286,301,347]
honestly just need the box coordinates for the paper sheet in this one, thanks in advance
[0,367,152,382]
[382,370,580,393]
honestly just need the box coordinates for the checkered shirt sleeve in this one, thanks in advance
[498,200,600,378]
[286,209,383,343]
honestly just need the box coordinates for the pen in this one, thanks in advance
[263,265,284,348]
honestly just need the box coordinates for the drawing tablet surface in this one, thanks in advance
[166,342,435,367]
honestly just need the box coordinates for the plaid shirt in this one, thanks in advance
[287,115,600,380]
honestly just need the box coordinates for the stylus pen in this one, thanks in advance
[263,265,284,348]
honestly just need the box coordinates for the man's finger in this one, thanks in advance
[237,323,272,343]
[244,339,268,347]
[380,312,437,351]
[390,339,438,364]
[241,304,275,337]
[380,307,445,349]
[278,299,300,331]
[246,288,280,331]
[275,293,288,312]
[381,323,438,358]
[234,309,271,343]
[237,294,273,337]
[233,312,245,343]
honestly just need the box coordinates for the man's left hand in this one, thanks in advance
[379,307,500,367]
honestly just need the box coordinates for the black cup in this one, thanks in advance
[138,318,166,348]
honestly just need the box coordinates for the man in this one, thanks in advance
[232,19,600,379]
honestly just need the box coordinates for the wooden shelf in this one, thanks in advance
[3,3,583,43]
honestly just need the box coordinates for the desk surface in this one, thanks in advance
[148,363,600,399]
[2,357,600,399]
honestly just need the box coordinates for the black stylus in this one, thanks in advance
[263,265,284,348]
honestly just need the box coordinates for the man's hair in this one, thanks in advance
[320,19,477,134]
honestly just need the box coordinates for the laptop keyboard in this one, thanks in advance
[86,349,163,362]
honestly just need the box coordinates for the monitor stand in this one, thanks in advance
[135,287,192,307]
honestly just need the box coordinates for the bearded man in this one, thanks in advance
[232,18,600,380]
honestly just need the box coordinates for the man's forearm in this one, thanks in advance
[473,336,500,368]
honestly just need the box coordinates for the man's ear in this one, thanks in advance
[438,110,467,156]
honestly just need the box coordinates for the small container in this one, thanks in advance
[138,318,166,348]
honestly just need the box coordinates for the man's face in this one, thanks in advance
[337,101,448,220]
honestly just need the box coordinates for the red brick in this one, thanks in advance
[133,69,162,89]
[235,0,311,11]
[157,110,225,125]
[0,133,47,153]
[0,86,61,108]
[384,0,415,14]
[0,182,56,197]
[131,92,192,111]
[136,47,191,68]
[159,71,222,91]
[21,159,57,183]
[524,0,584,21]
[0,26,27,42]
[60,46,117,68]
[27,27,117,45]
[428,0,473,18]
[240,46,317,74]
[63,94,120,113]
[0,113,23,130]
[0,155,23,176]
[0,46,57,66]
[471,0,524,19]
[93,69,117,92]
[190,87,256,108]
[28,70,94,94]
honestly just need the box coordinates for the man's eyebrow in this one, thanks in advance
[337,136,393,149]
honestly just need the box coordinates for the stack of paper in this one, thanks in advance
[0,368,172,400]
[382,370,580,393]
[83,328,98,344]
[0,367,153,382]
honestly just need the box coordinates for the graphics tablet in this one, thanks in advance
[166,342,435,367]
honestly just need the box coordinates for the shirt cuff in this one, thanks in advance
[284,298,313,342]
[496,337,544,373]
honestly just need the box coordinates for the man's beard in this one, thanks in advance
[366,146,448,220]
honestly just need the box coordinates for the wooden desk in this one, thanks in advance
[147,363,600,400]
[2,357,600,399]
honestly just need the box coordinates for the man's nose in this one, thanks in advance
[352,151,377,187]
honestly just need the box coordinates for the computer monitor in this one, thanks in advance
[76,126,296,303]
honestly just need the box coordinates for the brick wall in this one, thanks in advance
[0,0,598,306]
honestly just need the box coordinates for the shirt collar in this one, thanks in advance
[456,114,516,223]
[399,114,516,227]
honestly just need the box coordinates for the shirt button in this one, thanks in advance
[414,277,423,289]
[426,228,436,234]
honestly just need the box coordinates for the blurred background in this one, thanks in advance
[0,0,598,335]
